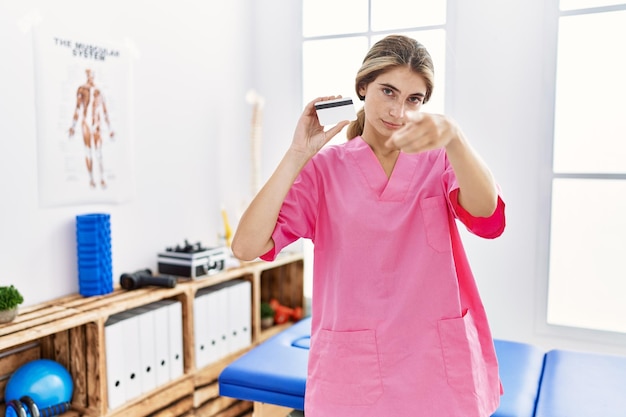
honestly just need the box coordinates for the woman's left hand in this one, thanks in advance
[385,111,459,154]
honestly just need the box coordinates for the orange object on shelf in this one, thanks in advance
[269,298,302,324]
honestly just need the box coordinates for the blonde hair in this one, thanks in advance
[347,35,435,140]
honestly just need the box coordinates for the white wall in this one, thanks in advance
[0,0,254,305]
[248,1,304,184]
[2,0,624,357]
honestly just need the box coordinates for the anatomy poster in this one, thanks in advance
[33,22,134,206]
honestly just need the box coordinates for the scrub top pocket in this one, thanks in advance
[310,328,384,406]
[437,309,489,395]
[421,195,452,253]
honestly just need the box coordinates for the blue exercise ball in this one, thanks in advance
[4,359,73,409]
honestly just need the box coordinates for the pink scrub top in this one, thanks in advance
[261,136,506,417]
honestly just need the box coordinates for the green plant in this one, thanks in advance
[260,301,275,319]
[0,285,24,311]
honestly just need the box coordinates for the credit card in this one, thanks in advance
[314,97,357,126]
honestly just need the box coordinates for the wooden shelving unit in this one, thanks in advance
[0,252,304,417]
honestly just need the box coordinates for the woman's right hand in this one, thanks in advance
[290,96,350,158]
[232,96,349,261]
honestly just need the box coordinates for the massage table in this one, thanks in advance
[534,348,626,417]
[219,317,548,417]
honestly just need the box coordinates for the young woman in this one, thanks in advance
[232,34,506,417]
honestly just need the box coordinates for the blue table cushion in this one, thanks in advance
[291,336,311,350]
[534,349,626,417]
[491,339,545,417]
[220,319,550,414]
[219,317,312,410]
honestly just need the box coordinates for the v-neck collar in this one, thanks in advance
[348,137,417,201]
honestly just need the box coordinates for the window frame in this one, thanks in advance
[300,0,450,111]
[536,0,626,344]
[299,0,452,299]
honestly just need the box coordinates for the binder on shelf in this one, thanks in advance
[155,299,184,380]
[225,282,240,353]
[118,311,143,401]
[213,284,229,361]
[153,303,171,385]
[194,290,211,369]
[134,305,158,393]
[104,315,126,410]
[238,280,252,351]
[168,300,184,379]
[206,286,224,364]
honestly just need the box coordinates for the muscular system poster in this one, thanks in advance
[33,22,134,206]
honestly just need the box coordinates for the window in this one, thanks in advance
[301,1,448,297]
[302,0,448,141]
[547,1,626,333]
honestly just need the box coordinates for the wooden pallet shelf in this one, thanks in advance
[0,252,304,417]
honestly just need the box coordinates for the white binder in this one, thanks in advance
[153,303,171,385]
[164,300,184,379]
[118,311,143,401]
[194,290,210,368]
[104,315,126,409]
[226,282,240,353]
[214,284,229,361]
[237,280,252,351]
[205,287,222,364]
[135,305,158,393]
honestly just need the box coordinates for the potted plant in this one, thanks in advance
[0,285,24,324]
[260,301,275,329]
